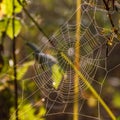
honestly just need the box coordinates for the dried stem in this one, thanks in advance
[73,0,81,120]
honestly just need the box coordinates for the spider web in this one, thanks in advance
[10,0,120,120]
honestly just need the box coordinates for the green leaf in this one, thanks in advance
[0,19,6,32]
[112,93,120,108]
[0,18,9,32]
[0,17,22,38]
[1,0,23,16]
[37,106,46,120]
[10,103,46,120]
[51,64,64,89]
[6,18,22,39]
[17,61,34,80]
[0,56,9,74]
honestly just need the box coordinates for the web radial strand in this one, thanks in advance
[33,2,107,104]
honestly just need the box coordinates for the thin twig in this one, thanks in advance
[102,0,115,28]
[17,0,55,48]
[12,0,18,120]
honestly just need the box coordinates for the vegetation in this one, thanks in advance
[0,0,120,120]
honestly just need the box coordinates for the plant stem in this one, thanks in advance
[60,52,116,120]
[73,0,81,120]
[13,30,18,120]
[12,0,18,120]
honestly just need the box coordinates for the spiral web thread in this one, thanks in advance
[9,0,120,120]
